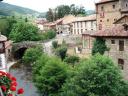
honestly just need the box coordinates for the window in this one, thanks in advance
[81,22,83,28]
[81,29,83,33]
[107,19,109,22]
[101,6,104,11]
[0,57,2,67]
[100,20,102,22]
[118,59,124,70]
[111,40,115,44]
[77,22,79,28]
[123,24,128,31]
[126,4,128,7]
[99,24,102,30]
[114,19,117,21]
[113,5,115,9]
[119,40,124,51]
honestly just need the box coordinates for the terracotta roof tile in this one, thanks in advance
[92,25,128,37]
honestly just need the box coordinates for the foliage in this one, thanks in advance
[46,8,55,22]
[55,46,67,60]
[9,22,40,42]
[52,41,58,49]
[0,71,24,96]
[40,29,56,40]
[32,55,68,96]
[64,55,79,66]
[92,37,107,55]
[46,4,86,21]
[0,17,17,37]
[60,54,128,96]
[22,46,43,66]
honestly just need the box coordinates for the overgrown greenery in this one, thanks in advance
[52,41,58,49]
[64,55,80,66]
[9,22,40,42]
[22,46,43,66]
[40,29,56,41]
[60,54,128,96]
[92,37,108,55]
[0,17,17,37]
[32,55,68,95]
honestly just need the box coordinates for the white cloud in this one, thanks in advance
[4,0,100,12]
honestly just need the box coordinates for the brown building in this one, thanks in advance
[96,0,128,30]
[92,15,128,79]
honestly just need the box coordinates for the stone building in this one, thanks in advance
[92,15,128,79]
[96,0,128,30]
[55,15,75,34]
[72,14,96,35]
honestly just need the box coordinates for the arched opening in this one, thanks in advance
[14,47,27,60]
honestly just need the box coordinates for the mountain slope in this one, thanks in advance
[0,2,39,16]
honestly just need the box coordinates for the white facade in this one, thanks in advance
[72,20,96,35]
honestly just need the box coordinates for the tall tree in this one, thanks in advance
[9,22,40,42]
[60,54,128,96]
[46,8,55,22]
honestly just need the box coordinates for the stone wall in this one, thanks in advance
[105,38,128,80]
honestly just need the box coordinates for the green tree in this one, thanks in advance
[55,46,67,60]
[60,54,128,96]
[52,41,58,49]
[92,37,108,55]
[56,5,71,19]
[9,22,40,42]
[46,8,55,22]
[22,46,43,66]
[64,55,79,66]
[32,56,68,96]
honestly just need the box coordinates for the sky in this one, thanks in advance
[4,0,100,12]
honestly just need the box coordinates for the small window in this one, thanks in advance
[118,59,124,70]
[111,40,115,44]
[107,19,109,22]
[126,4,128,7]
[114,19,117,21]
[100,20,102,22]
[101,6,104,11]
[0,57,2,67]
[119,40,124,51]
[113,5,115,9]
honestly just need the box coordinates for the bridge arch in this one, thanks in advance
[12,41,41,60]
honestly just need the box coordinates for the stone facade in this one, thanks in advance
[105,38,128,79]
[96,0,128,30]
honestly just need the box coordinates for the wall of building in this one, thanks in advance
[96,1,122,30]
[105,38,128,80]
[72,20,96,35]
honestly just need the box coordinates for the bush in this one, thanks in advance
[92,37,107,55]
[22,46,43,66]
[52,41,58,49]
[60,54,128,96]
[55,46,67,60]
[9,22,40,42]
[64,55,79,66]
[40,29,56,41]
[32,55,68,96]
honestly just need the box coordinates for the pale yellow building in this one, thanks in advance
[96,0,128,30]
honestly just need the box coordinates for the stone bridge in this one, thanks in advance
[12,41,42,59]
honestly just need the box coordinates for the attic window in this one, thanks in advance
[123,24,128,31]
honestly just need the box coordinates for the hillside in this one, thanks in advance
[0,2,39,16]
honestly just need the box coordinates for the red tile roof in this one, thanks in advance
[92,25,128,37]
